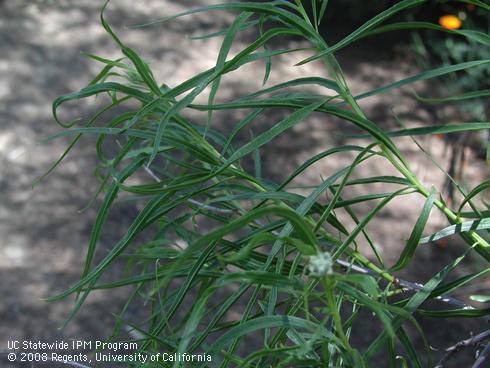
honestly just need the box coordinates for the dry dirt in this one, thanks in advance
[0,1,488,367]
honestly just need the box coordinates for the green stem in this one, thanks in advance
[322,277,353,353]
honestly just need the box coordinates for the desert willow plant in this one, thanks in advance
[43,0,490,367]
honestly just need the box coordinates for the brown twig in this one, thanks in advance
[434,329,490,368]
[473,343,490,368]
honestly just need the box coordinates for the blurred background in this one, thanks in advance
[0,0,488,366]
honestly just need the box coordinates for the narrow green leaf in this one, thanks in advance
[224,99,327,166]
[208,315,338,355]
[391,188,436,271]
[458,180,490,216]
[346,122,490,139]
[355,60,490,102]
[415,89,490,104]
[333,187,413,259]
[470,295,490,303]
[100,2,162,96]
[366,249,471,358]
[367,22,490,46]
[419,218,490,244]
[417,308,490,318]
[208,12,253,137]
[296,0,425,65]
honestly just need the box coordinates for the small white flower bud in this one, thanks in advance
[307,252,333,276]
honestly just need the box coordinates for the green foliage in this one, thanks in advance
[411,1,490,123]
[44,1,490,367]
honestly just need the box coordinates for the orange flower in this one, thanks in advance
[438,14,462,30]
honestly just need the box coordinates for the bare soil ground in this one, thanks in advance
[0,1,488,367]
